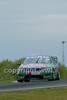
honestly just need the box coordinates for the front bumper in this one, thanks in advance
[17,67,53,80]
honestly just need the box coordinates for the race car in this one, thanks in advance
[17,55,60,82]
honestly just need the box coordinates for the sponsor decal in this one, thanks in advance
[26,56,50,59]
[20,64,48,68]
[25,69,41,75]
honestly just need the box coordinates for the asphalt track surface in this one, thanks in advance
[0,79,67,92]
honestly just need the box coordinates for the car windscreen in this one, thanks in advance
[38,58,51,64]
[23,57,51,65]
[23,58,38,65]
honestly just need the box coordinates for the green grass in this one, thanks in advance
[0,80,14,83]
[0,87,67,100]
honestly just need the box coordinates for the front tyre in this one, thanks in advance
[17,80,23,82]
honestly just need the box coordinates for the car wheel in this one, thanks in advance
[24,79,30,82]
[55,74,60,80]
[17,80,23,82]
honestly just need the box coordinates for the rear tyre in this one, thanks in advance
[56,77,60,80]
[24,79,30,82]
[55,74,60,80]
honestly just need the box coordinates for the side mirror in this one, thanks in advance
[17,63,21,66]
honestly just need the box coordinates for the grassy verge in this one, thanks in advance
[0,87,67,100]
[0,80,14,83]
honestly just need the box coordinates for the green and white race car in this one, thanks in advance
[17,55,60,82]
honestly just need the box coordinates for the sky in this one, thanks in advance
[0,0,67,66]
